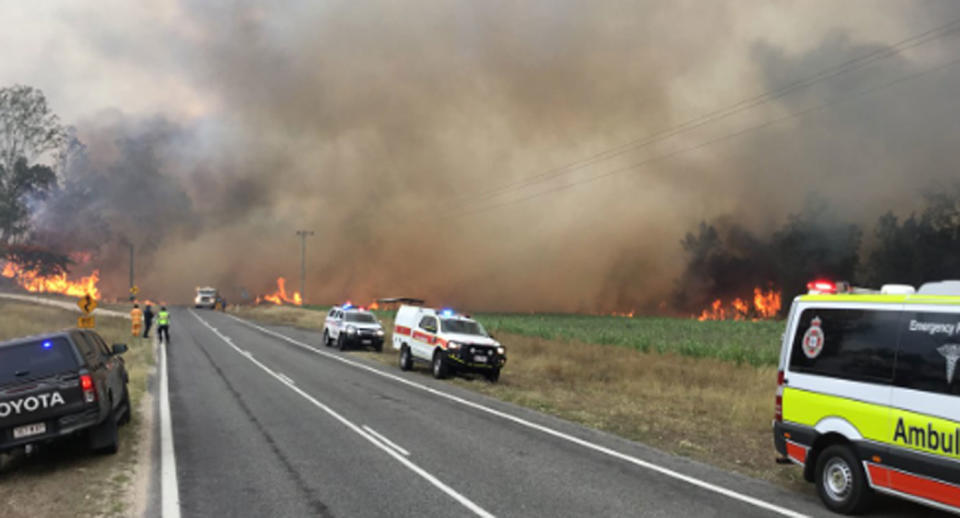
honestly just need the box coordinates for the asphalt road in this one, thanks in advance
[155,307,949,518]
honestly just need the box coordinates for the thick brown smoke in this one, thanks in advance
[17,1,960,311]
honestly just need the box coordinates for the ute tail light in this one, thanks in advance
[774,369,784,422]
[80,374,96,403]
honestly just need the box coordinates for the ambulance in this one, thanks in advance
[392,305,506,382]
[774,279,960,514]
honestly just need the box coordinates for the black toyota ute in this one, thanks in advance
[0,330,130,455]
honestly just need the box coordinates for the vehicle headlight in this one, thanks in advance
[447,341,461,350]
[376,329,385,336]
[497,346,506,355]
[347,326,357,334]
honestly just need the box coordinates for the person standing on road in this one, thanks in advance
[157,306,171,345]
[143,304,154,338]
[130,304,143,337]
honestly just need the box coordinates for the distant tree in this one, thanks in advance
[675,195,861,315]
[861,188,960,286]
[0,85,67,272]
[0,85,65,176]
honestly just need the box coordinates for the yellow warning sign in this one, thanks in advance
[77,294,97,314]
[130,285,139,296]
[77,316,95,329]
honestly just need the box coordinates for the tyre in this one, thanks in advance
[118,387,132,426]
[815,444,872,515]
[374,341,383,353]
[323,330,330,347]
[432,351,449,379]
[89,403,119,455]
[337,334,347,351]
[485,368,501,383]
[399,346,413,371]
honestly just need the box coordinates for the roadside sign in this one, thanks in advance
[77,294,97,314]
[77,316,95,328]
[130,285,139,296]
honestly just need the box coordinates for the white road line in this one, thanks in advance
[362,425,411,457]
[159,337,181,518]
[276,373,295,386]
[227,312,810,518]
[191,311,494,518]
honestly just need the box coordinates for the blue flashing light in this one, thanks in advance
[42,341,52,349]
[440,308,455,317]
[342,303,354,310]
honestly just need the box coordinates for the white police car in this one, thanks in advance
[323,304,385,351]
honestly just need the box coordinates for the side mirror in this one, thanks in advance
[112,344,129,355]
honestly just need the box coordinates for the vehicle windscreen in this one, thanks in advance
[345,313,377,323]
[198,289,216,297]
[441,319,487,336]
[0,338,79,385]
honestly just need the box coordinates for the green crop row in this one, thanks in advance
[475,313,785,367]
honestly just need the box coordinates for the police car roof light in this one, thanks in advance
[440,308,456,317]
[42,341,52,349]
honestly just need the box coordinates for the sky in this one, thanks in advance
[2,0,960,311]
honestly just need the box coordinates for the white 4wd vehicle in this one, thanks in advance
[392,305,506,382]
[323,305,385,351]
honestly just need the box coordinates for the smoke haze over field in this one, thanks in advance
[4,1,960,311]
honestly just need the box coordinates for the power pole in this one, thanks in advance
[127,242,135,300]
[295,230,315,303]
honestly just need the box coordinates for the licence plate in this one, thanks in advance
[473,355,488,363]
[13,422,46,439]
[362,340,372,344]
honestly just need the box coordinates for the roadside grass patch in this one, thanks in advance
[0,300,153,518]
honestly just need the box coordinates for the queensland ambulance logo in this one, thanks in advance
[802,317,825,359]
[937,344,960,384]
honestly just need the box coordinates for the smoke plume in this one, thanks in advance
[10,0,960,311]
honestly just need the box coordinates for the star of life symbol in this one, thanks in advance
[938,344,960,384]
[802,316,825,359]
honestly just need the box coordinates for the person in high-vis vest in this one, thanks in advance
[130,304,143,337]
[157,306,171,344]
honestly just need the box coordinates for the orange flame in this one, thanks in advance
[369,301,380,310]
[610,310,635,318]
[256,277,302,306]
[696,286,781,321]
[2,262,101,299]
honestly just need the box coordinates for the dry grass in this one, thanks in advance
[234,304,802,488]
[0,300,154,518]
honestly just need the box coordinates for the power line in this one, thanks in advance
[453,52,960,219]
[443,15,960,212]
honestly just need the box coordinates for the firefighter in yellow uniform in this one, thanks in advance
[130,304,143,337]
[157,307,171,345]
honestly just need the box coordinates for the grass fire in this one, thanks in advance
[1,261,101,299]
[696,287,781,321]
[254,277,303,306]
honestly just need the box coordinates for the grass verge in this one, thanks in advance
[231,304,802,489]
[0,300,153,518]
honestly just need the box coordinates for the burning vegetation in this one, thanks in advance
[696,287,781,321]
[255,277,303,306]
[1,261,101,299]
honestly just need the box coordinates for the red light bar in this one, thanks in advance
[807,280,837,294]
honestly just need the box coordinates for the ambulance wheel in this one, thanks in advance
[432,351,449,379]
[399,346,413,371]
[323,330,330,347]
[815,444,872,514]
